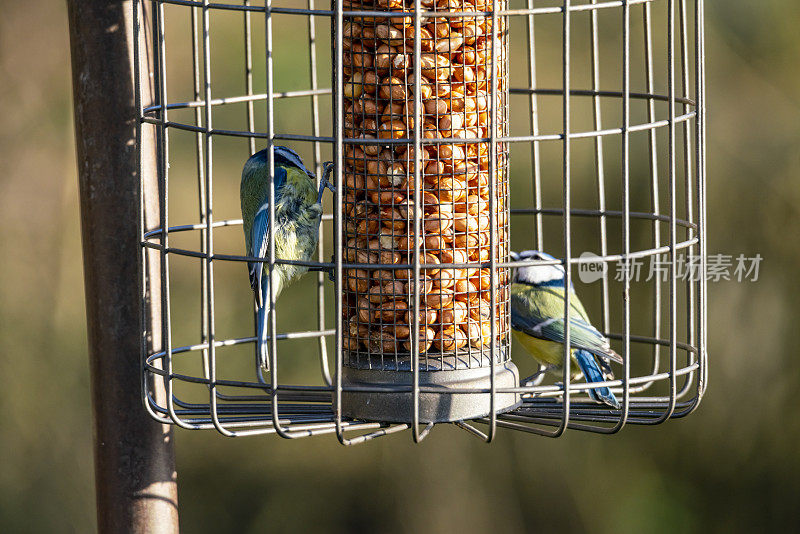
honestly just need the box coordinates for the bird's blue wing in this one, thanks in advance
[247,166,286,307]
[510,305,605,352]
[510,287,623,364]
[248,203,269,307]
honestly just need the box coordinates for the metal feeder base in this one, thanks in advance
[339,362,521,424]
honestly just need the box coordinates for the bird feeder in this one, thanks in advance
[139,0,708,444]
[337,0,519,423]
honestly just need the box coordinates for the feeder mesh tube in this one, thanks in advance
[340,0,510,370]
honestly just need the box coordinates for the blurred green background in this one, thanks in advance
[1,1,798,532]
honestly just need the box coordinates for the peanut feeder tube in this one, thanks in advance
[337,0,519,423]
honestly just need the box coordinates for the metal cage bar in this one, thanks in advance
[137,0,707,443]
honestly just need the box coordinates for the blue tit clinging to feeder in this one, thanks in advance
[240,145,334,370]
[510,250,622,409]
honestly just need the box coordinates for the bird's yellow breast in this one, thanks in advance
[513,331,581,378]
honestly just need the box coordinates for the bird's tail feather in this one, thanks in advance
[256,281,271,371]
[575,350,620,409]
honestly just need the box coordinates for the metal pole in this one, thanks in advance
[67,1,180,532]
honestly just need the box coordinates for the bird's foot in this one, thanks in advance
[316,162,337,202]
[520,365,556,387]
[322,162,337,193]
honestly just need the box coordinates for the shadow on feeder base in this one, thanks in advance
[339,361,521,424]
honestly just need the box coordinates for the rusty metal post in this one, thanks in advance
[67,1,180,532]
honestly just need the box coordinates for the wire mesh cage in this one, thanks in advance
[138,0,707,444]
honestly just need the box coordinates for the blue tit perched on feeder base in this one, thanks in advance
[240,145,334,370]
[510,250,622,409]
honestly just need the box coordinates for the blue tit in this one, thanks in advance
[240,145,334,370]
[510,250,622,409]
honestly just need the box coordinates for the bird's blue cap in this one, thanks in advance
[251,145,315,179]
[511,250,570,288]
